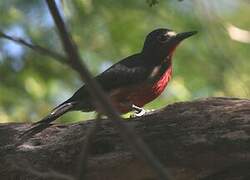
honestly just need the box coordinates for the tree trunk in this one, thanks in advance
[1,97,250,180]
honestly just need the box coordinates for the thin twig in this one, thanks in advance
[75,114,100,180]
[0,31,67,64]
[0,30,86,81]
[45,1,171,179]
[45,0,87,80]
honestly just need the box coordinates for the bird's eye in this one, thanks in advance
[157,35,168,43]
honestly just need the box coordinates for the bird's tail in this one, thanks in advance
[19,101,76,140]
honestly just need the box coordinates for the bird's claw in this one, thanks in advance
[130,105,153,118]
[134,108,147,117]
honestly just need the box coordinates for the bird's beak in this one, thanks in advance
[174,31,197,42]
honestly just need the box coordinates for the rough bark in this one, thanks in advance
[1,97,250,180]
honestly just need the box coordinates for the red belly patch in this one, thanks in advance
[110,67,172,113]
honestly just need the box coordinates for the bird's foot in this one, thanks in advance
[130,105,153,118]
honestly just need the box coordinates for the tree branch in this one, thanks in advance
[1,97,250,180]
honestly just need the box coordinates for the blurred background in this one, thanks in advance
[0,0,249,123]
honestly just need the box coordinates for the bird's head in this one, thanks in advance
[142,28,197,62]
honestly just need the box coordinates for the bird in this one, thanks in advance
[20,28,197,139]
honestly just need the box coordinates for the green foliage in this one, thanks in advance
[0,0,249,123]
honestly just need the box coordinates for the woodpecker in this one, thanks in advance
[21,28,197,138]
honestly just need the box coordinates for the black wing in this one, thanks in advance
[68,53,150,111]
[96,53,150,91]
